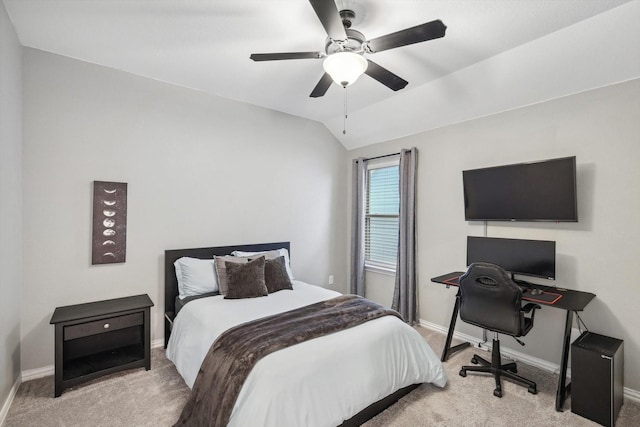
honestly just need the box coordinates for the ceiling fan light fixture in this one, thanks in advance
[323,52,368,87]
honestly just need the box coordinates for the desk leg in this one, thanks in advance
[441,290,471,362]
[555,310,574,411]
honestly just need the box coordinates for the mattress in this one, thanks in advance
[167,281,447,427]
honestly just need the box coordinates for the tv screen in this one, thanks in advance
[463,156,578,222]
[467,236,556,280]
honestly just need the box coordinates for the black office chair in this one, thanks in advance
[458,262,541,398]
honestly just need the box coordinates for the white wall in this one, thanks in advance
[0,0,22,412]
[348,79,640,392]
[21,48,348,372]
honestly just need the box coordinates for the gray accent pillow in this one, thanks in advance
[224,257,268,299]
[265,256,293,293]
[214,255,250,295]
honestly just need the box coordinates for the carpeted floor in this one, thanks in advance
[5,327,640,426]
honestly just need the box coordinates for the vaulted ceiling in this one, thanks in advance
[4,0,639,149]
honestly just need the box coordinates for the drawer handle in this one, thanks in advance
[103,323,110,329]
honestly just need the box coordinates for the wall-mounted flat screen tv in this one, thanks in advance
[463,156,577,222]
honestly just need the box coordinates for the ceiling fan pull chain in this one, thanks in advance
[343,85,348,134]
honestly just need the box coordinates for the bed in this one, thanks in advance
[164,242,447,427]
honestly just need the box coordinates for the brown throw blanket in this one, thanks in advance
[174,294,402,427]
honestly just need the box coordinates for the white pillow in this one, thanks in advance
[231,248,294,280]
[174,257,219,299]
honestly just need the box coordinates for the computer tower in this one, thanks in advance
[571,332,624,427]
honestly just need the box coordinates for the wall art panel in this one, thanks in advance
[92,181,127,264]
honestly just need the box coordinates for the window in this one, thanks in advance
[365,163,399,271]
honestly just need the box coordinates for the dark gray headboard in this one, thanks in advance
[164,241,290,345]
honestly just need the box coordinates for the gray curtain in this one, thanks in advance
[350,157,368,296]
[392,148,418,323]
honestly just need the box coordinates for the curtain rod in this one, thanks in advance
[355,152,401,162]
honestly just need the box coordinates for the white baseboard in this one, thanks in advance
[624,387,640,404]
[21,365,53,382]
[0,375,21,427]
[420,318,560,370]
[418,319,639,403]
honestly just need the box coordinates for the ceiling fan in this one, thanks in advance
[250,0,447,98]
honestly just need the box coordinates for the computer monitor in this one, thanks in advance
[466,236,556,280]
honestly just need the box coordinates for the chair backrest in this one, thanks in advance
[459,262,524,336]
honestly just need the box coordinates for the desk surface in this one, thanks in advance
[431,272,596,312]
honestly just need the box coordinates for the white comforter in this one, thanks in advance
[167,281,447,427]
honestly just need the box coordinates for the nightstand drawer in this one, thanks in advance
[64,312,143,341]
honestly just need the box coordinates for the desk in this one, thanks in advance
[431,272,596,412]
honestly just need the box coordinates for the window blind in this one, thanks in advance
[365,165,399,267]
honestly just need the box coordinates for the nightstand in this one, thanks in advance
[50,294,154,397]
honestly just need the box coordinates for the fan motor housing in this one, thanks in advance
[325,28,366,55]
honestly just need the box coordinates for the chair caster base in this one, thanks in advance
[459,369,467,377]
[493,388,503,398]
[528,385,537,394]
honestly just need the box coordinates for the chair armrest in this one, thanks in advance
[519,303,541,334]
[522,303,541,313]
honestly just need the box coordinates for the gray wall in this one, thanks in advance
[0,0,22,411]
[348,79,640,393]
[20,48,348,372]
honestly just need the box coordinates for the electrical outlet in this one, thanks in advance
[328,275,334,285]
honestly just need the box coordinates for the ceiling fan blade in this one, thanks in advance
[308,0,348,41]
[365,60,408,91]
[250,52,324,61]
[367,19,446,53]
[310,73,334,98]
